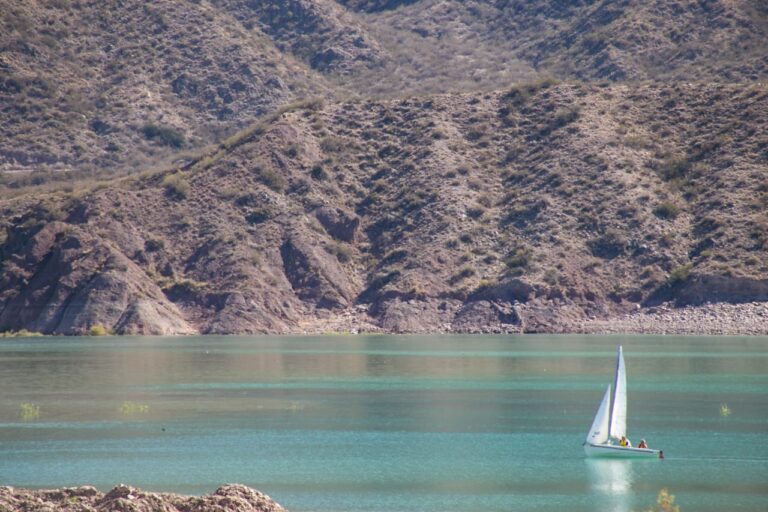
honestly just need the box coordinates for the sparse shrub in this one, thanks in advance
[466,124,488,141]
[245,207,273,224]
[320,136,346,153]
[459,233,474,244]
[503,77,557,108]
[466,206,485,219]
[253,160,286,193]
[624,134,649,149]
[165,278,206,296]
[539,106,580,135]
[310,164,328,180]
[144,238,164,252]
[360,270,401,301]
[399,191,424,212]
[141,123,185,148]
[553,106,580,127]
[162,173,190,200]
[450,266,476,284]
[288,176,311,196]
[666,262,693,286]
[653,201,680,220]
[382,248,408,265]
[328,242,353,263]
[284,143,300,158]
[235,193,258,207]
[468,179,483,191]
[504,247,531,270]
[475,278,496,293]
[659,232,675,248]
[543,268,560,285]
[657,156,691,182]
[503,199,547,226]
[589,229,628,259]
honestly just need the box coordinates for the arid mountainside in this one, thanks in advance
[2,0,766,180]
[0,0,330,175]
[1,81,766,335]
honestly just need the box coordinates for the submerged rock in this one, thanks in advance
[0,484,286,512]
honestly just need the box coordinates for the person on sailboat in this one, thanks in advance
[638,439,648,449]
[619,436,632,447]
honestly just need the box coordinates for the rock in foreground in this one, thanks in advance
[0,484,286,512]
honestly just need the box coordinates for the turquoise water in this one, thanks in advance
[0,335,766,511]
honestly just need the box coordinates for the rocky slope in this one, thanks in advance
[0,484,286,512]
[0,0,330,175]
[1,81,766,335]
[2,0,766,181]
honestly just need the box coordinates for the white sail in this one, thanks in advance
[609,345,627,439]
[586,384,612,444]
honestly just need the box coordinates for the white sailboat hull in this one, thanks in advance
[584,443,661,459]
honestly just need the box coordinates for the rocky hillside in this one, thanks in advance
[2,0,766,180]
[0,0,329,175]
[1,0,766,335]
[1,81,766,335]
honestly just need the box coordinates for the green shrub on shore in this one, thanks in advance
[88,324,112,336]
[0,329,43,337]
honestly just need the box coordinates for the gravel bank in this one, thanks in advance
[578,302,768,335]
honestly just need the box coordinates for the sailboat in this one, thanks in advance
[584,346,662,458]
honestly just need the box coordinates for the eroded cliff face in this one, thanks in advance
[0,222,194,335]
[1,82,767,335]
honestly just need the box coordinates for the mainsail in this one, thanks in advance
[586,384,612,444]
[609,345,627,439]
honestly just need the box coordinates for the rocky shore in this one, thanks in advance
[0,484,286,512]
[578,301,768,336]
[294,301,768,336]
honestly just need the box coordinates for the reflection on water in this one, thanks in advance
[587,459,632,512]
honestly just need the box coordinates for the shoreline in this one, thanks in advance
[0,484,286,512]
[3,302,768,338]
[294,301,768,336]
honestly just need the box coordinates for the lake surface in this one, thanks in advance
[1,335,767,511]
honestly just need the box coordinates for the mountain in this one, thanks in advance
[1,0,766,334]
[0,0,330,176]
[1,80,766,334]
